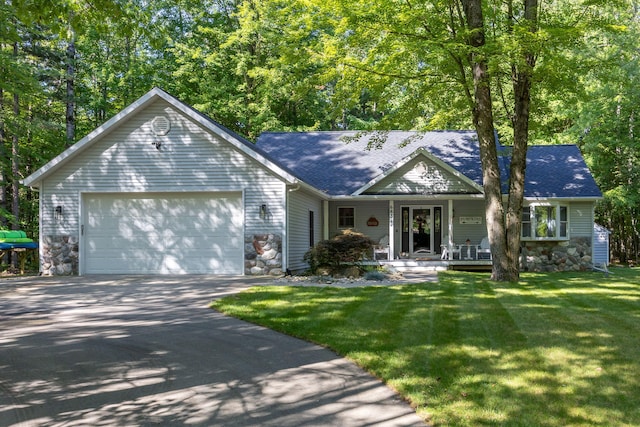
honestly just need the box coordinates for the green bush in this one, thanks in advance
[304,229,375,274]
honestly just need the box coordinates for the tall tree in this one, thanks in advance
[461,0,513,281]
[307,0,616,281]
[575,1,640,263]
[66,27,76,147]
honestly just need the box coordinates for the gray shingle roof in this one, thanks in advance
[524,145,602,198]
[255,130,602,198]
[256,131,483,195]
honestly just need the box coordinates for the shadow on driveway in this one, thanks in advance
[0,275,425,426]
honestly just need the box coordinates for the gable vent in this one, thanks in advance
[151,116,171,136]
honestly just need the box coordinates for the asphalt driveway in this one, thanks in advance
[0,275,425,426]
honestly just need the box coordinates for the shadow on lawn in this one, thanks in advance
[418,271,640,425]
[219,271,640,425]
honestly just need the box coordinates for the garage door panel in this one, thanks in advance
[84,193,243,274]
[89,235,242,252]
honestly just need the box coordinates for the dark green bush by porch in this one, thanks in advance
[304,229,374,274]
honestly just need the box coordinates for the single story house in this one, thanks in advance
[22,88,603,275]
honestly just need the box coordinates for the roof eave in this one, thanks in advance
[22,87,299,188]
[351,148,484,196]
[173,97,298,185]
[289,180,330,199]
[22,88,166,187]
[523,195,603,202]
[329,193,486,201]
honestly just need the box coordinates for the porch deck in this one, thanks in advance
[363,258,493,273]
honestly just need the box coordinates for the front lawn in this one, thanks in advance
[211,268,640,426]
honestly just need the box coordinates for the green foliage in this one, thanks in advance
[303,229,374,274]
[572,3,640,262]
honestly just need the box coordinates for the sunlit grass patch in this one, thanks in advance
[212,268,640,426]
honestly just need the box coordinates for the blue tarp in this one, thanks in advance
[0,241,38,250]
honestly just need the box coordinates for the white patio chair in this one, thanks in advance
[441,244,460,260]
[476,237,492,260]
[373,235,390,260]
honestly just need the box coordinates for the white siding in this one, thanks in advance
[329,201,390,243]
[450,200,487,244]
[569,202,594,238]
[287,189,324,272]
[40,99,286,268]
[365,157,478,195]
[593,224,610,266]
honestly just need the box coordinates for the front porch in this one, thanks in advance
[330,199,490,268]
[363,258,493,273]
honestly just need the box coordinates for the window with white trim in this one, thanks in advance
[522,204,568,240]
[338,207,355,228]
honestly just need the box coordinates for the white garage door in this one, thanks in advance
[83,192,243,274]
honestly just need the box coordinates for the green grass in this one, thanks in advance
[211,268,640,426]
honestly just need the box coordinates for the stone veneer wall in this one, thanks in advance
[41,233,281,276]
[245,233,282,275]
[521,237,592,272]
[41,235,79,275]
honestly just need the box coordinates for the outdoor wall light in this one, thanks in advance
[55,205,63,220]
[259,204,268,219]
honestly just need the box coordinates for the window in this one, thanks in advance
[522,204,568,240]
[309,211,315,247]
[338,207,355,228]
[522,207,532,238]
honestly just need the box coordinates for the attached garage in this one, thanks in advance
[22,88,298,276]
[82,192,243,274]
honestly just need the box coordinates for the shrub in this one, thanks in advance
[304,229,375,274]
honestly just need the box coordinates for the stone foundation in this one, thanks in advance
[521,237,592,272]
[41,235,79,275]
[245,234,282,276]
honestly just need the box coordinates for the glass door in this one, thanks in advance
[411,207,432,254]
[401,205,443,257]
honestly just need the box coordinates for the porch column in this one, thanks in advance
[388,200,394,260]
[448,199,454,246]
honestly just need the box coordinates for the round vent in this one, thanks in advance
[151,116,171,136]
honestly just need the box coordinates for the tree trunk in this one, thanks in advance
[505,0,538,281]
[0,86,7,231]
[462,0,514,281]
[11,42,20,270]
[0,51,9,268]
[66,36,76,147]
